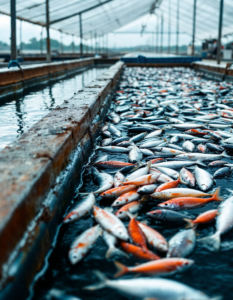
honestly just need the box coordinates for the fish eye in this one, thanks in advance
[119,211,122,214]
[184,262,189,266]
[164,203,168,206]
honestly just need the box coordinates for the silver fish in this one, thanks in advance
[182,140,195,152]
[129,146,143,163]
[151,160,206,169]
[195,166,213,191]
[85,272,215,300]
[176,151,230,161]
[167,229,196,258]
[96,146,129,153]
[126,161,151,181]
[102,231,128,260]
[114,171,125,187]
[154,166,179,180]
[107,123,122,137]
[180,167,196,187]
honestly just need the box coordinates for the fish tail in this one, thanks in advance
[222,150,231,158]
[140,195,150,203]
[212,187,224,201]
[83,270,108,290]
[196,160,206,167]
[161,125,167,131]
[105,247,129,260]
[147,160,152,169]
[113,261,129,278]
[197,232,221,251]
[184,218,195,229]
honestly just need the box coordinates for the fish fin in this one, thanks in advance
[208,136,214,141]
[184,218,195,229]
[137,160,144,167]
[78,192,89,195]
[147,160,152,169]
[212,187,224,201]
[209,296,223,300]
[105,247,129,260]
[126,212,135,219]
[197,232,221,251]
[196,160,206,167]
[113,261,129,278]
[130,164,140,172]
[163,138,168,142]
[95,145,100,150]
[83,270,108,290]
[161,125,167,131]
[222,150,231,158]
[226,188,233,194]
[140,195,150,203]
[139,220,148,225]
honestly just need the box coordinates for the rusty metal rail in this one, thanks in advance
[0,61,124,300]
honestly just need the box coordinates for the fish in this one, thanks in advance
[129,132,147,142]
[158,187,222,209]
[102,231,129,260]
[180,167,196,187]
[128,145,143,163]
[122,174,160,186]
[127,213,148,251]
[195,166,214,191]
[94,160,134,169]
[150,168,173,183]
[198,195,233,251]
[119,241,160,261]
[213,167,231,178]
[100,185,137,199]
[85,272,216,300]
[96,146,129,153]
[107,123,121,137]
[111,189,140,206]
[155,174,186,192]
[151,187,213,201]
[68,225,101,264]
[46,289,82,300]
[151,160,206,169]
[113,258,194,278]
[93,206,129,241]
[167,228,196,258]
[137,184,157,195]
[184,209,218,228]
[114,171,125,187]
[153,166,179,180]
[125,161,151,181]
[208,160,228,167]
[176,151,230,161]
[146,209,191,223]
[63,192,95,223]
[182,140,195,152]
[138,221,168,252]
[101,138,112,146]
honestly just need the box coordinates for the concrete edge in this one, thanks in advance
[0,61,124,298]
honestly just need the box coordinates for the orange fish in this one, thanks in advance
[150,158,165,164]
[122,174,160,186]
[184,209,218,228]
[113,258,194,278]
[127,214,148,252]
[100,185,137,199]
[156,174,184,193]
[111,189,139,206]
[158,187,222,210]
[185,129,206,136]
[119,241,160,261]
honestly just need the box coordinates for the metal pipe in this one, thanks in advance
[60,32,63,53]
[40,27,43,54]
[72,34,75,53]
[191,0,197,56]
[46,0,51,62]
[20,20,22,55]
[160,14,163,53]
[217,0,224,64]
[79,13,83,58]
[95,32,97,53]
[10,0,17,60]
[176,0,179,55]
[156,16,159,53]
[168,0,171,54]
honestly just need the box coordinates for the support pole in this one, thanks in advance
[95,32,97,53]
[156,16,159,53]
[191,0,197,56]
[168,0,171,54]
[72,34,75,53]
[10,0,17,60]
[217,0,224,64]
[40,27,43,54]
[60,32,63,53]
[79,13,83,58]
[176,0,179,55]
[46,0,51,62]
[20,20,22,55]
[160,14,163,53]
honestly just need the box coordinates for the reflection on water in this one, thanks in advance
[0,67,108,150]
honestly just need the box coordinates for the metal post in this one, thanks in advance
[168,0,171,54]
[160,14,163,53]
[156,16,159,53]
[20,20,22,55]
[72,34,75,53]
[10,0,17,60]
[176,0,179,55]
[40,27,43,54]
[106,34,108,55]
[217,0,224,64]
[79,13,83,58]
[46,0,51,62]
[95,32,97,53]
[60,32,63,53]
[191,0,197,56]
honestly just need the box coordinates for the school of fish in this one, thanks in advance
[60,67,233,300]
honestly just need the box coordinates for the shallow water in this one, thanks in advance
[0,67,109,150]
[32,67,233,300]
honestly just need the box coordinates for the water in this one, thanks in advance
[32,67,233,300]
[0,67,109,150]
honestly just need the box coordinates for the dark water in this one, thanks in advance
[0,67,108,150]
[32,67,233,300]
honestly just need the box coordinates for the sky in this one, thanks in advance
[0,12,199,49]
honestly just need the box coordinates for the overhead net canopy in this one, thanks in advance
[0,0,159,38]
[157,0,233,41]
